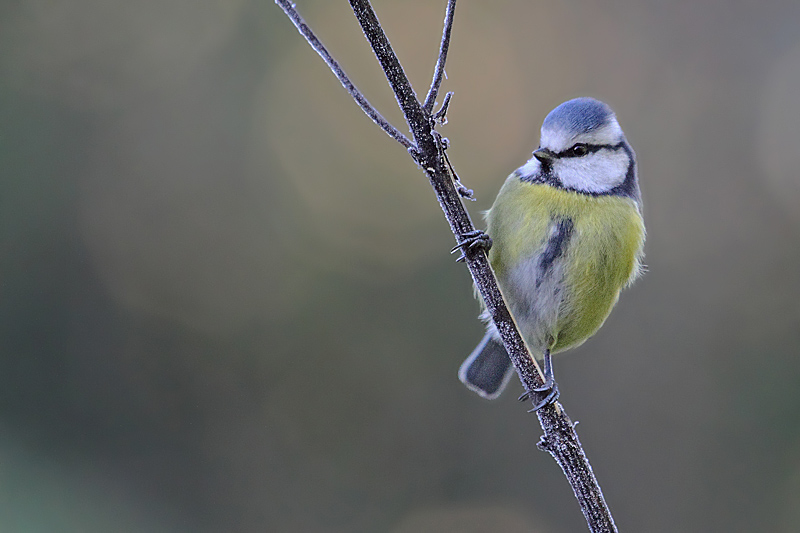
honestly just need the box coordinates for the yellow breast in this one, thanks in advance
[486,176,645,353]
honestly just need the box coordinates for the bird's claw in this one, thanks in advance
[451,230,492,262]
[519,382,560,412]
[527,382,560,412]
[521,349,559,411]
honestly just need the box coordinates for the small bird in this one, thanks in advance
[457,97,646,409]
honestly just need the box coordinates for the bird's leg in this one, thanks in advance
[450,230,492,262]
[518,349,560,412]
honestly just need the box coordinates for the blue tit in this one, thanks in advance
[458,97,645,406]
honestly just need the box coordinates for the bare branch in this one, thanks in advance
[275,0,413,149]
[347,0,432,155]
[274,2,619,531]
[423,0,457,113]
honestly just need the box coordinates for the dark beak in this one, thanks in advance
[533,148,555,164]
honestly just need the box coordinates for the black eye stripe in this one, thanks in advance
[517,140,639,200]
[556,141,625,158]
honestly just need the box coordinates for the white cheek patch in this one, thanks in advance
[554,149,629,193]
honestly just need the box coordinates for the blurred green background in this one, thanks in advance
[2,0,800,531]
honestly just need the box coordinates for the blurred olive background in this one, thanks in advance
[2,0,800,531]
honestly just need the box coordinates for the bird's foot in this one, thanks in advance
[451,230,492,262]
[519,382,560,412]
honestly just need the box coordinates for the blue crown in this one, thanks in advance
[542,97,614,136]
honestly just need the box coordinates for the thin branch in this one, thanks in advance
[345,0,553,436]
[275,2,618,531]
[275,0,413,149]
[347,0,430,153]
[423,0,456,113]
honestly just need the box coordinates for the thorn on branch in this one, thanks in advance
[537,436,551,452]
[457,184,475,200]
[432,91,454,125]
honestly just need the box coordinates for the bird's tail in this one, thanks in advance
[458,332,514,399]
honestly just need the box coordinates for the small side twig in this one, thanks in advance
[423,0,456,113]
[275,0,412,149]
[275,2,618,532]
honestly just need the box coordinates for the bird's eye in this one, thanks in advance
[570,143,588,156]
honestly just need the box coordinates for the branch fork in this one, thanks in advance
[274,2,618,531]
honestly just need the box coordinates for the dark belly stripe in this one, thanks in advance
[536,217,574,287]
